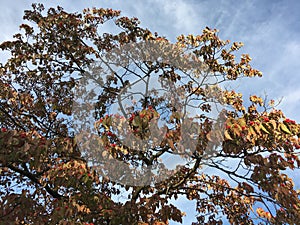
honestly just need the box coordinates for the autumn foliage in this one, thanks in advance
[0,4,300,224]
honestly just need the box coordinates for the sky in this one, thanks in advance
[0,0,299,224]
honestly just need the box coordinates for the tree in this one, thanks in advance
[0,3,300,224]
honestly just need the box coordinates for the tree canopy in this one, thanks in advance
[0,4,300,225]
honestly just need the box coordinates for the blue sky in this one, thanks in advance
[0,0,299,224]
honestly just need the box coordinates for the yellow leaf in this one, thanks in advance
[233,127,240,136]
[279,123,292,134]
[260,124,270,134]
[206,132,212,142]
[248,126,256,135]
[246,126,256,143]
[238,118,246,127]
[254,124,261,135]
[224,130,233,140]
[269,119,277,129]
